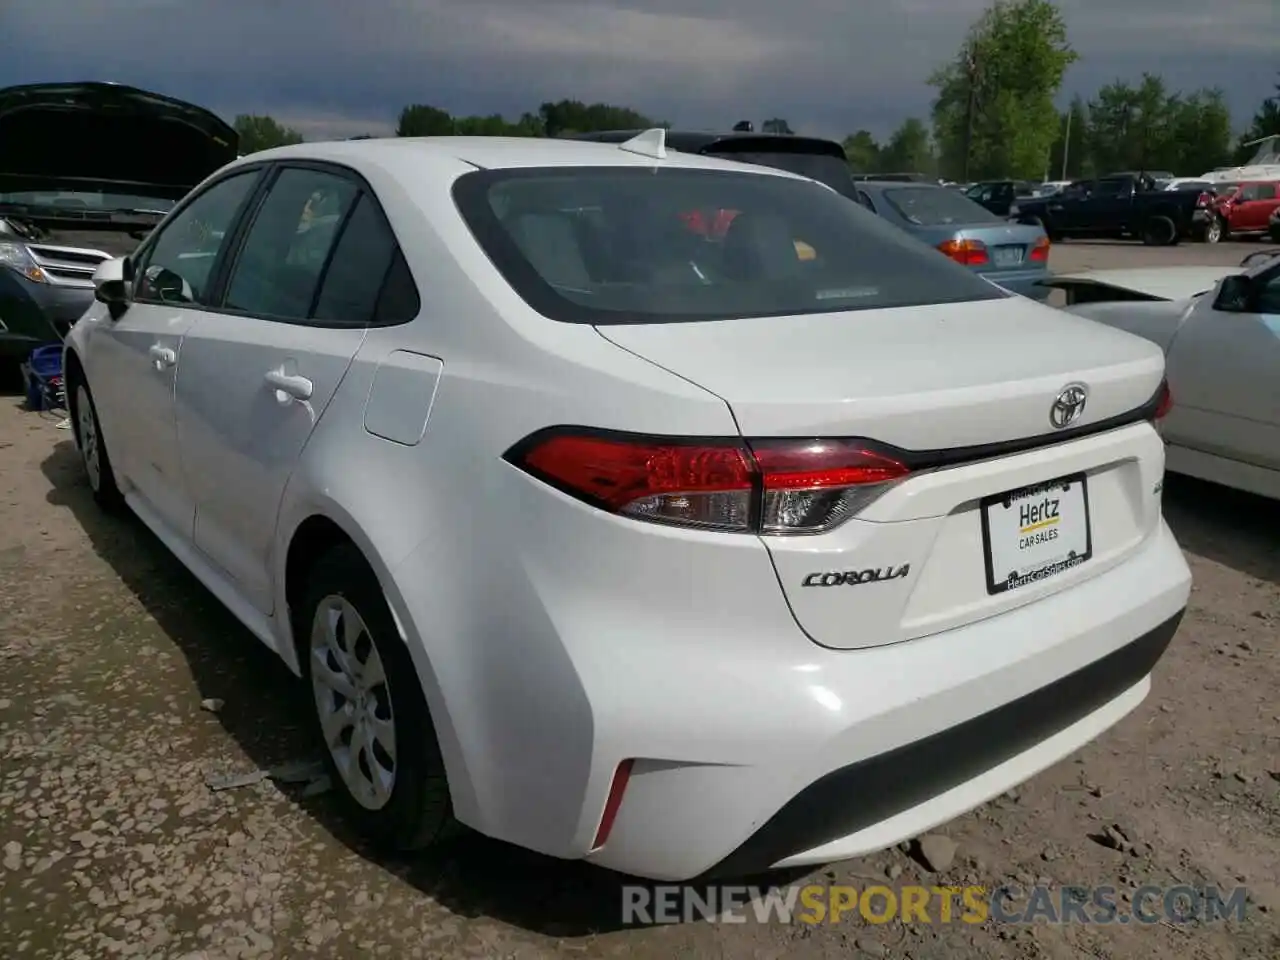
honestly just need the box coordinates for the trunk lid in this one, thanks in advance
[596,296,1163,449]
[597,296,1168,650]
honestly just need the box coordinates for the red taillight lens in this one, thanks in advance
[508,430,911,535]
[1154,381,1173,421]
[1029,235,1051,262]
[1196,192,1211,208]
[937,238,988,266]
[518,433,756,531]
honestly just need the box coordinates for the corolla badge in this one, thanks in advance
[1049,382,1088,429]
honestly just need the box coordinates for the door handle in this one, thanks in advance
[149,344,176,370]
[264,368,314,401]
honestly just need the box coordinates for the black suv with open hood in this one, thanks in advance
[0,82,237,358]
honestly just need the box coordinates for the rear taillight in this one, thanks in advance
[507,430,911,535]
[1196,192,1212,208]
[937,238,989,266]
[1154,381,1173,421]
[1029,235,1051,262]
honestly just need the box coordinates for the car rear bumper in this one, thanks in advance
[397,508,1190,881]
[983,270,1051,300]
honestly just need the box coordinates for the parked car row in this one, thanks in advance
[14,84,1272,886]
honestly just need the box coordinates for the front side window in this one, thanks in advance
[453,166,1006,325]
[223,167,359,320]
[134,170,259,305]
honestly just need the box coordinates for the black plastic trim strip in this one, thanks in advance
[703,608,1184,880]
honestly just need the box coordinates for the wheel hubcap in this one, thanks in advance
[310,596,397,810]
[76,387,100,492]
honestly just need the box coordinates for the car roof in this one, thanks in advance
[225,135,820,180]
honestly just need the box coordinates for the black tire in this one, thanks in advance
[299,542,455,852]
[1141,216,1177,246]
[70,381,124,511]
[1204,216,1226,244]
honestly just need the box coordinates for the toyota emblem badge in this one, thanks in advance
[1049,383,1088,429]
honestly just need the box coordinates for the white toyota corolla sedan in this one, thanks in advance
[63,131,1191,881]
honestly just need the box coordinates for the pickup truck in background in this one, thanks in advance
[1204,180,1280,243]
[962,179,1037,216]
[1012,175,1214,245]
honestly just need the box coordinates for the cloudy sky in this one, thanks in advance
[3,0,1276,141]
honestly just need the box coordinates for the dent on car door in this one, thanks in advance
[173,165,406,614]
[92,169,262,537]
[1165,270,1280,470]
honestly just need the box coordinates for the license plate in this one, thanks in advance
[980,474,1092,594]
[992,246,1024,267]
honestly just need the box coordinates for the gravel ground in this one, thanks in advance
[1,243,1278,959]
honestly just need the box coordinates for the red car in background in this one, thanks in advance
[1205,180,1280,243]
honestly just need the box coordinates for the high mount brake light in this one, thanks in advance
[508,431,911,535]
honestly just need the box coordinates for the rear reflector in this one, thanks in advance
[937,238,988,266]
[591,759,634,850]
[507,429,910,535]
[1029,235,1051,262]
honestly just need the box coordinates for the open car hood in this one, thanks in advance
[0,81,238,202]
[1039,266,1238,306]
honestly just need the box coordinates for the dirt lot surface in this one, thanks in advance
[2,243,1278,959]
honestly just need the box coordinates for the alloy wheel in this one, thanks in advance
[76,386,101,492]
[309,595,397,810]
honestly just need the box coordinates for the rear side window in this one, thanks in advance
[312,193,397,324]
[223,168,359,320]
[882,187,999,225]
[373,249,421,324]
[452,166,1005,325]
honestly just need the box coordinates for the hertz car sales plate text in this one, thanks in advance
[982,474,1091,594]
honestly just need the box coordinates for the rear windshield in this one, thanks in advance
[703,149,857,198]
[883,187,1000,226]
[452,167,1006,325]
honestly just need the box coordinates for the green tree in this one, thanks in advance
[233,114,303,153]
[929,0,1077,181]
[841,130,881,172]
[1085,74,1173,174]
[537,100,660,136]
[397,104,456,136]
[1085,75,1232,175]
[878,118,935,174]
[1167,89,1233,174]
